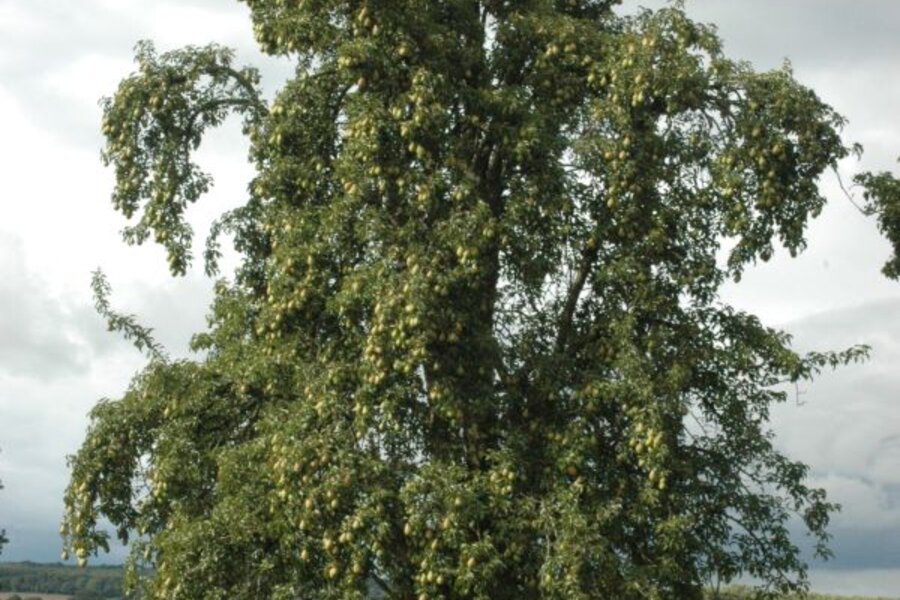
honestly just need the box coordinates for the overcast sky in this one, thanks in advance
[0,0,899,595]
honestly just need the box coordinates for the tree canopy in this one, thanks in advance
[62,2,895,599]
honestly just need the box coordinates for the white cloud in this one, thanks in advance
[0,231,91,378]
[761,299,900,566]
[41,53,132,113]
[141,3,251,51]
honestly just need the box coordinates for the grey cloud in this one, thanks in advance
[0,0,292,149]
[0,230,213,379]
[0,363,140,565]
[0,232,91,378]
[787,296,900,341]
[822,526,900,570]
[789,521,900,571]
[623,0,900,71]
[108,272,217,360]
[691,0,900,71]
[1,2,147,145]
[763,299,900,567]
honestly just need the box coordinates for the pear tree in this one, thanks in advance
[64,2,883,599]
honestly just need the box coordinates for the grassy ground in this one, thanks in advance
[706,586,898,600]
[0,588,895,600]
[1,578,897,600]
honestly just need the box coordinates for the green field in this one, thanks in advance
[0,593,74,600]
[704,586,898,600]
[0,563,122,599]
[1,563,897,600]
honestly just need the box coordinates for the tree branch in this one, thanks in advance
[370,571,393,598]
[555,234,600,354]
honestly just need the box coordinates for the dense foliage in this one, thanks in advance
[0,562,123,599]
[62,1,888,599]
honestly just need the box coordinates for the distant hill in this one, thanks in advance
[0,594,73,600]
[0,562,123,599]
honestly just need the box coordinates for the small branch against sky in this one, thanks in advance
[90,269,168,362]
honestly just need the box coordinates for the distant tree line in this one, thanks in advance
[5,595,110,600]
[1,447,7,555]
[0,562,123,599]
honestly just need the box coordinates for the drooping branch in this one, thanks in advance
[102,41,268,275]
[555,231,601,354]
